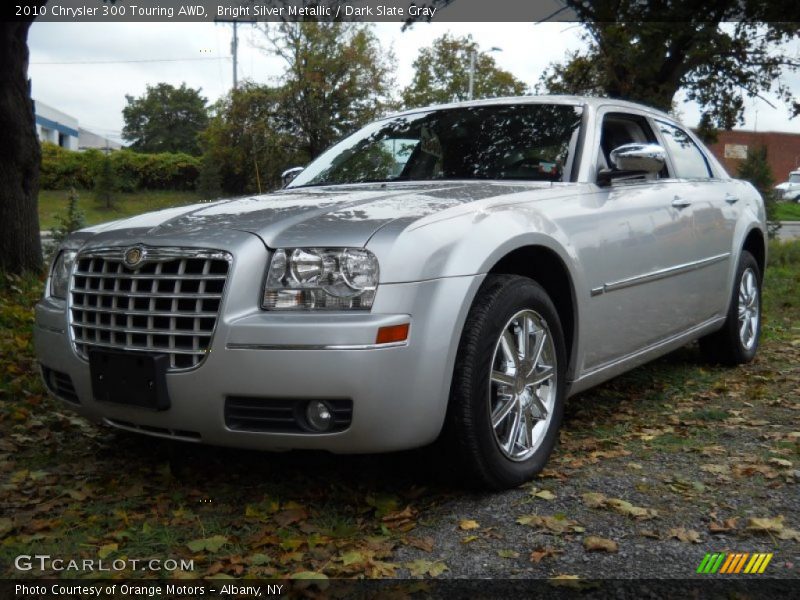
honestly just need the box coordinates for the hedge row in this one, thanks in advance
[40,143,201,191]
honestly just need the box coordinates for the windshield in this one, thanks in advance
[790,173,800,184]
[289,103,583,188]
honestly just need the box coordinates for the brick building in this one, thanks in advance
[705,130,800,183]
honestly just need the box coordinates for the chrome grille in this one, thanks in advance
[69,247,231,370]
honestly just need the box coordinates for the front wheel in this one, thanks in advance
[442,275,567,490]
[699,250,762,365]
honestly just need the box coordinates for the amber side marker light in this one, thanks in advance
[376,323,410,345]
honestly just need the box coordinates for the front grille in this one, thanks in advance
[225,397,353,433]
[42,366,80,404]
[69,247,231,370]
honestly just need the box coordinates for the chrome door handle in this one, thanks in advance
[725,194,740,204]
[671,196,692,209]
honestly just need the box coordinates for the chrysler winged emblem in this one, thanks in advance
[123,246,145,268]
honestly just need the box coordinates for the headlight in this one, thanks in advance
[263,248,379,310]
[49,249,78,299]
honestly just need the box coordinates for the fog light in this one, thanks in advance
[305,400,333,432]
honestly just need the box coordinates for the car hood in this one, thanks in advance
[85,181,559,248]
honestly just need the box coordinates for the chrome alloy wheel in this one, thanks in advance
[738,267,760,350]
[489,309,557,461]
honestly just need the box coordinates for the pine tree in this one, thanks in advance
[737,146,781,239]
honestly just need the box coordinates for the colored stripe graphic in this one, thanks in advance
[758,554,773,574]
[701,553,774,575]
[696,554,712,574]
[720,553,737,574]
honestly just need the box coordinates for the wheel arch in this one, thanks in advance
[487,245,579,381]
[741,227,766,279]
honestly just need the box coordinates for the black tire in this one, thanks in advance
[699,250,762,365]
[442,274,567,490]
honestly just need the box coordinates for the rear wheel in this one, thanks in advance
[699,250,762,365]
[443,275,567,489]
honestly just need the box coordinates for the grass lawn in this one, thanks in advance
[775,200,800,221]
[1,240,799,579]
[39,189,204,230]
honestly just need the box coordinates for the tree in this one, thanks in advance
[257,22,396,159]
[122,83,209,155]
[93,153,118,209]
[201,82,301,194]
[402,34,528,109]
[0,19,44,274]
[50,188,86,247]
[538,1,799,138]
[737,146,781,238]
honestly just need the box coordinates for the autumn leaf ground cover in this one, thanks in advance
[1,241,798,580]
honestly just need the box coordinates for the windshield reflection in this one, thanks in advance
[289,104,583,188]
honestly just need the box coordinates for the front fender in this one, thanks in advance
[367,201,587,298]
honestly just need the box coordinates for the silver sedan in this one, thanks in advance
[35,96,766,489]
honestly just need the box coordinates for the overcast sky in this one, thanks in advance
[27,21,800,145]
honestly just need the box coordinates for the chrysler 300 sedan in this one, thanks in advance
[35,96,766,489]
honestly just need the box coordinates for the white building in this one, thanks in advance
[34,99,122,152]
[34,99,79,150]
[78,127,122,151]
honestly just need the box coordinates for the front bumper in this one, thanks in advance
[34,273,483,453]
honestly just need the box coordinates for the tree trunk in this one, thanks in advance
[0,21,43,274]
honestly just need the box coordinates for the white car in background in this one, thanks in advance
[776,170,800,202]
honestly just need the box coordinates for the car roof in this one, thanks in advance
[386,95,675,121]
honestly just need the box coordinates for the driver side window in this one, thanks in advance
[599,113,660,177]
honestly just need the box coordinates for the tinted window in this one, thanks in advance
[656,121,711,179]
[290,104,583,187]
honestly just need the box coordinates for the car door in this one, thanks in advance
[650,119,735,324]
[565,110,703,370]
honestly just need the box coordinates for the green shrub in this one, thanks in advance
[40,143,201,191]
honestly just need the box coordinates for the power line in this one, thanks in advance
[31,56,231,65]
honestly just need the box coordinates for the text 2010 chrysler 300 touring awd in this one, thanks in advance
[35,96,766,489]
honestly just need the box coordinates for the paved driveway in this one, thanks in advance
[778,221,800,241]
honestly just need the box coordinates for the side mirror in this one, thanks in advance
[281,166,304,188]
[597,143,666,186]
[610,143,666,173]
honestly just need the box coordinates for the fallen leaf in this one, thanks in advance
[187,535,229,553]
[404,536,434,552]
[700,464,730,475]
[459,519,480,531]
[534,490,556,501]
[668,527,702,543]
[582,493,657,519]
[708,518,738,533]
[517,514,583,534]
[529,547,563,563]
[583,536,618,553]
[747,516,785,533]
[606,498,658,520]
[0,518,13,537]
[274,507,308,527]
[581,492,607,508]
[497,549,520,559]
[98,543,118,559]
[406,559,448,578]
[769,458,793,468]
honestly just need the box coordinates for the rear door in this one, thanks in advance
[651,119,735,323]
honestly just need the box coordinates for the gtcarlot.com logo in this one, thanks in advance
[14,555,194,573]
[697,552,773,574]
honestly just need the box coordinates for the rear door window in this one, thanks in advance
[655,121,712,179]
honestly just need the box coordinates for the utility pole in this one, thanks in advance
[215,19,255,90]
[467,46,503,101]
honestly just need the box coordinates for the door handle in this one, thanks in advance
[671,196,692,209]
[725,194,740,204]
